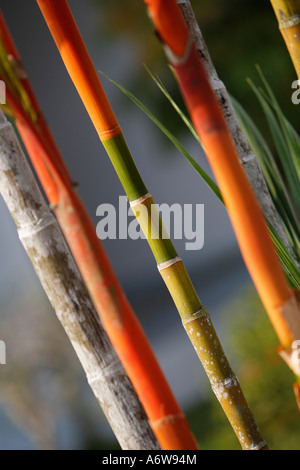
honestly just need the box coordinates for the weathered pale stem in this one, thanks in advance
[0,110,159,451]
[177,0,299,268]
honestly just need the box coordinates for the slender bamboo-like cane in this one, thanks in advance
[269,0,300,78]
[35,0,269,450]
[0,109,160,450]
[143,0,300,385]
[177,0,299,270]
[0,15,196,451]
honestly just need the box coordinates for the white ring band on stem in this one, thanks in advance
[130,192,152,207]
[157,256,182,272]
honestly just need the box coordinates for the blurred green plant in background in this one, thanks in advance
[86,289,300,450]
[85,288,300,450]
[186,287,300,450]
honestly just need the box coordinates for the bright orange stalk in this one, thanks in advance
[0,13,198,450]
[144,0,300,350]
[35,0,120,142]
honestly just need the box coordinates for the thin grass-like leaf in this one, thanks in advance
[101,70,223,202]
[247,77,300,211]
[268,222,300,290]
[143,64,201,144]
[231,95,300,259]
[173,75,299,257]
[256,66,300,183]
[106,70,299,288]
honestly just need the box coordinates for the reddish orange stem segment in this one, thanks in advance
[145,0,298,348]
[35,0,121,140]
[144,0,189,56]
[1,8,198,450]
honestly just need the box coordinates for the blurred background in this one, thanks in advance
[0,0,299,450]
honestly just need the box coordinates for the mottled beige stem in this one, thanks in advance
[0,110,159,450]
[177,0,299,268]
[158,258,268,450]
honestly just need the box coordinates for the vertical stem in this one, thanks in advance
[144,0,300,356]
[35,0,269,449]
[177,0,299,270]
[0,110,159,450]
[269,0,300,78]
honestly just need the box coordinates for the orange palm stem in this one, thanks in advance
[144,0,300,351]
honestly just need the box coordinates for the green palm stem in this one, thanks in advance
[108,68,300,409]
[145,0,300,408]
[105,135,268,451]
[36,0,268,449]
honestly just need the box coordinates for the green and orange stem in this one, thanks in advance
[0,12,197,451]
[144,0,300,401]
[36,0,269,449]
[269,0,300,78]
